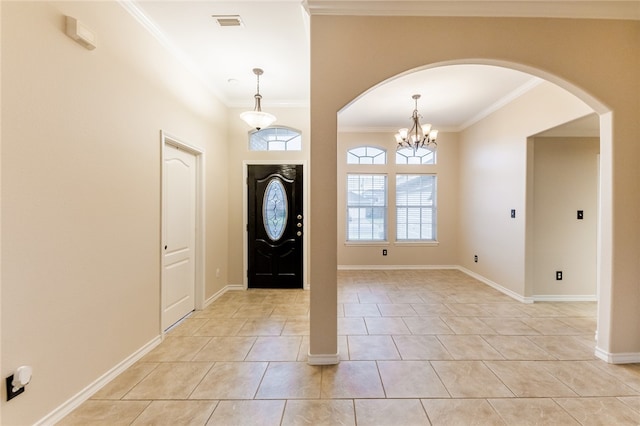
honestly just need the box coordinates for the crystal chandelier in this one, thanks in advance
[394,94,439,150]
[240,68,276,130]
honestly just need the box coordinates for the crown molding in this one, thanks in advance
[339,77,544,133]
[460,77,543,130]
[303,1,640,20]
[117,0,229,105]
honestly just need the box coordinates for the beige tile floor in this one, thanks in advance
[59,269,640,425]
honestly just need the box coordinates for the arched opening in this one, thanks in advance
[308,16,638,367]
[331,61,612,363]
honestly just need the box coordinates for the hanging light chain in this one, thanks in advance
[253,68,264,112]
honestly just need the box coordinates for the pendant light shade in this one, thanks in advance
[240,68,276,130]
[240,110,276,130]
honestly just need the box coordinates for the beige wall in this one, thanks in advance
[2,3,639,423]
[458,82,592,297]
[227,107,310,287]
[337,131,458,267]
[310,15,639,360]
[337,83,594,292]
[532,137,599,298]
[1,2,228,424]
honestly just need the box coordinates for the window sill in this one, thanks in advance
[395,241,440,247]
[344,241,390,247]
[343,241,439,247]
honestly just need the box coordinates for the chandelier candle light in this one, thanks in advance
[240,68,277,130]
[395,94,439,150]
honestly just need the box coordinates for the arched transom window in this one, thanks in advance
[347,146,387,164]
[249,127,302,151]
[396,146,436,165]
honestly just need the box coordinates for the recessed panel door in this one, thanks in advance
[162,144,196,329]
[248,164,303,288]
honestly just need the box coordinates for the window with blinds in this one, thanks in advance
[396,174,436,241]
[346,174,387,241]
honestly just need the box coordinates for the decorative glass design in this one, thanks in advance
[347,146,387,164]
[263,179,287,241]
[249,127,302,151]
[396,146,436,165]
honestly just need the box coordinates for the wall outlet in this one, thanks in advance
[5,375,24,401]
[382,249,387,256]
[556,271,563,280]
[474,255,478,263]
[511,209,516,218]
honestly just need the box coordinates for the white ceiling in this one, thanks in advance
[126,0,634,132]
[127,0,310,108]
[338,65,540,131]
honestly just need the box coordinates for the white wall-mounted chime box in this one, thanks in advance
[65,16,97,50]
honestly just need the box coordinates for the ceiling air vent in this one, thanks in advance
[212,15,244,27]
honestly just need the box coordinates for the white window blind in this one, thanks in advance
[346,174,387,241]
[396,174,436,240]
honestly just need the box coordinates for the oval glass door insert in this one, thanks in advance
[263,178,287,241]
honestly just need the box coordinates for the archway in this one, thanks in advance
[308,15,638,365]
[333,61,609,360]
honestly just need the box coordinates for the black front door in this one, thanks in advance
[248,164,303,288]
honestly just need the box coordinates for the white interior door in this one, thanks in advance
[162,143,196,330]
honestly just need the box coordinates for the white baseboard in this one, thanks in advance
[40,284,245,424]
[457,266,533,304]
[35,335,162,426]
[204,284,243,308]
[307,352,340,365]
[338,264,458,271]
[532,294,597,302]
[340,265,596,305]
[595,347,640,364]
[457,267,596,303]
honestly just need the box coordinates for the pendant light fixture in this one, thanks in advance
[240,68,276,130]
[394,94,439,150]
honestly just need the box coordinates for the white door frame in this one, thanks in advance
[243,160,308,290]
[161,130,206,333]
